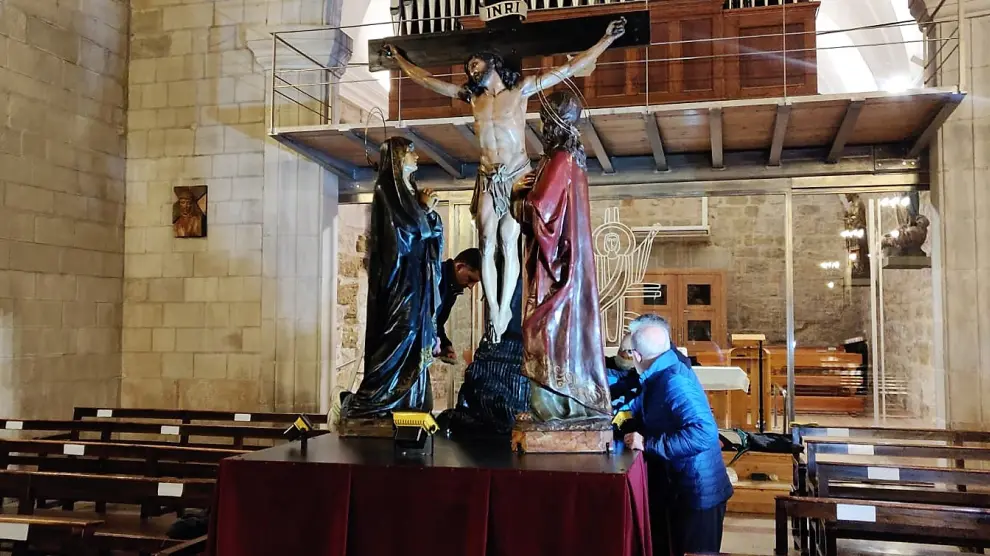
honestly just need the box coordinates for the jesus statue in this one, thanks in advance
[383,16,626,344]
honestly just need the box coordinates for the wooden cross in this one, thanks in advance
[367,0,651,72]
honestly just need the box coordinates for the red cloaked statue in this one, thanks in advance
[511,91,610,421]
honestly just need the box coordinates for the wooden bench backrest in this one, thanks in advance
[0,418,320,447]
[0,469,215,513]
[806,439,990,479]
[793,425,990,447]
[0,514,103,542]
[775,495,990,555]
[0,438,243,462]
[74,407,326,426]
[816,461,990,507]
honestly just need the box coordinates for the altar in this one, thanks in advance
[208,434,651,556]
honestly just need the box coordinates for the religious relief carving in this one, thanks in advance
[510,91,610,423]
[840,193,869,280]
[173,186,207,238]
[383,16,626,345]
[338,137,444,423]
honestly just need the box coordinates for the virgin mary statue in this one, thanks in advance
[340,137,444,419]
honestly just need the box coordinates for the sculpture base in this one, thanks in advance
[337,417,393,438]
[883,255,932,269]
[511,417,612,453]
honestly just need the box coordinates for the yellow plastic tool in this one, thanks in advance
[392,411,439,434]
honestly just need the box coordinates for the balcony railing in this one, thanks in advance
[391,0,815,36]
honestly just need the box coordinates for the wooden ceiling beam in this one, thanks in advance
[397,129,464,179]
[826,100,864,164]
[582,119,614,174]
[768,104,791,167]
[709,107,723,169]
[644,114,669,172]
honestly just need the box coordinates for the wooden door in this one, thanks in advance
[677,272,726,351]
[626,272,680,333]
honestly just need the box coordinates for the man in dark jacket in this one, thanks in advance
[623,314,732,556]
[437,248,482,363]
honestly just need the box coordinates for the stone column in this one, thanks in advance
[916,0,990,428]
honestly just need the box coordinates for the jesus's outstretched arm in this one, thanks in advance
[384,45,463,99]
[520,18,626,97]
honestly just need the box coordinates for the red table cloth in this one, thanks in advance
[209,434,651,556]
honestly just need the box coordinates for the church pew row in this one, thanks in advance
[0,514,102,555]
[0,438,244,479]
[790,426,990,499]
[73,407,327,445]
[0,469,213,515]
[153,534,207,555]
[74,407,326,426]
[774,496,990,556]
[785,427,990,554]
[0,418,323,448]
[815,461,990,507]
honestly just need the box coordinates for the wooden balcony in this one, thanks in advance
[388,0,820,120]
[268,0,966,196]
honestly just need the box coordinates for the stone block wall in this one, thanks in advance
[123,0,338,412]
[589,195,867,346]
[0,0,127,418]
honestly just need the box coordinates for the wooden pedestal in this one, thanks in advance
[511,418,612,453]
[337,417,393,438]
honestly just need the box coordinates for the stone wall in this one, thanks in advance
[589,195,867,346]
[0,0,128,418]
[122,0,341,412]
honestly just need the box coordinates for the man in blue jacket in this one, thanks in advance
[623,314,732,556]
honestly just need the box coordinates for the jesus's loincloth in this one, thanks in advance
[471,162,531,219]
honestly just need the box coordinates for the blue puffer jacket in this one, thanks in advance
[631,349,733,510]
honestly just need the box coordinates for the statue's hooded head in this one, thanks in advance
[461,52,521,100]
[375,136,429,232]
[539,90,586,169]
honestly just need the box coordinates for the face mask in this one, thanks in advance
[614,355,635,371]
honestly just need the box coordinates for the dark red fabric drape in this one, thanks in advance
[209,453,650,556]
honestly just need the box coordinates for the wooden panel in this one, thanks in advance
[389,65,458,120]
[850,95,943,146]
[655,108,711,153]
[387,0,818,119]
[591,113,650,156]
[293,133,372,166]
[721,2,819,99]
[783,100,846,148]
[722,103,776,150]
[412,124,480,161]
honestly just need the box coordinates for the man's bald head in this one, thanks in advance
[628,314,672,372]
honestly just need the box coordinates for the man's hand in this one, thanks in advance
[418,188,439,212]
[606,17,626,39]
[432,338,441,356]
[624,432,645,451]
[382,44,400,59]
[462,348,474,365]
[439,345,457,364]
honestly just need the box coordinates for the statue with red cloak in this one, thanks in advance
[510,91,610,423]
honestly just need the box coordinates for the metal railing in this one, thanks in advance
[268,0,967,131]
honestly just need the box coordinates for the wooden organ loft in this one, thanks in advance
[271,0,963,196]
[268,0,965,421]
[388,0,821,119]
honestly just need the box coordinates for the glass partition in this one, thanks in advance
[791,190,938,428]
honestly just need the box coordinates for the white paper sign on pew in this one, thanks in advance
[0,522,30,541]
[867,466,900,481]
[836,503,877,523]
[158,482,185,497]
[847,444,875,456]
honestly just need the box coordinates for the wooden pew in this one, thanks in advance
[0,514,102,556]
[805,438,990,486]
[0,438,244,479]
[775,496,990,555]
[0,418,321,448]
[153,534,208,555]
[815,461,990,507]
[0,469,213,515]
[73,407,326,445]
[788,426,990,552]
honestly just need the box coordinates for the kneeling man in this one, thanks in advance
[623,314,732,556]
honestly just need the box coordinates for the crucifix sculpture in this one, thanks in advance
[370,1,649,344]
